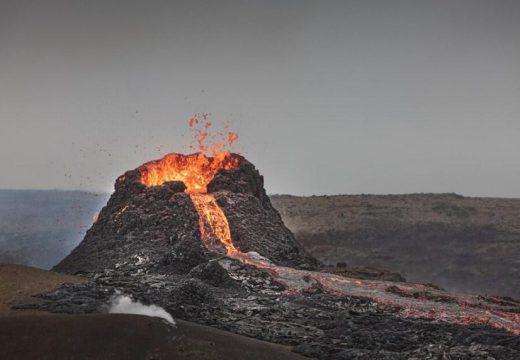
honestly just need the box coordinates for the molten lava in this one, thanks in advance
[139,152,238,192]
[139,153,238,255]
[139,116,240,255]
[190,193,238,255]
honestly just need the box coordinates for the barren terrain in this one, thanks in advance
[271,193,520,298]
[0,264,306,360]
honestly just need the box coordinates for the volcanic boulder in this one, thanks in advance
[54,154,317,275]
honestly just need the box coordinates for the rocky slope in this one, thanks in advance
[271,193,520,298]
[21,253,520,359]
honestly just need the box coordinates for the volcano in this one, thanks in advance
[54,152,317,275]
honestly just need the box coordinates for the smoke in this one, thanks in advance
[107,293,175,325]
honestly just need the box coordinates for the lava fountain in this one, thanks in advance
[138,116,240,255]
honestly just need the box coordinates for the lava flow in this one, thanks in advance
[190,193,238,255]
[139,116,240,255]
[232,256,520,336]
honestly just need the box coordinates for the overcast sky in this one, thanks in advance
[1,0,520,196]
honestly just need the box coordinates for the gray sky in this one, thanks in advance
[1,0,520,196]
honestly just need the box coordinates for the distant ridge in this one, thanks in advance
[0,189,109,269]
[271,193,520,298]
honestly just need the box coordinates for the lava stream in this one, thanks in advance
[138,151,240,256]
[233,255,520,336]
[190,193,237,255]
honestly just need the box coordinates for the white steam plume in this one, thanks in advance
[107,294,175,325]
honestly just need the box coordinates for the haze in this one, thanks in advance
[1,0,519,197]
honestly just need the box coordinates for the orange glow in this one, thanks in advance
[138,115,240,255]
[139,152,238,192]
[190,193,237,255]
[138,152,239,254]
[188,114,239,157]
[228,132,239,145]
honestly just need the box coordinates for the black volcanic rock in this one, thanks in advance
[54,153,316,274]
[188,259,234,287]
[27,260,520,360]
[210,155,316,267]
[215,191,313,267]
[207,157,271,209]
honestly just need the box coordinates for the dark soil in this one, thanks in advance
[0,314,307,360]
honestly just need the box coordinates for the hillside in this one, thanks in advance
[271,193,520,298]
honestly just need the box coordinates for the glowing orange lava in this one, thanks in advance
[190,193,238,255]
[139,116,240,255]
[139,152,238,192]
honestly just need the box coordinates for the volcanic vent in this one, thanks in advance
[54,151,316,274]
